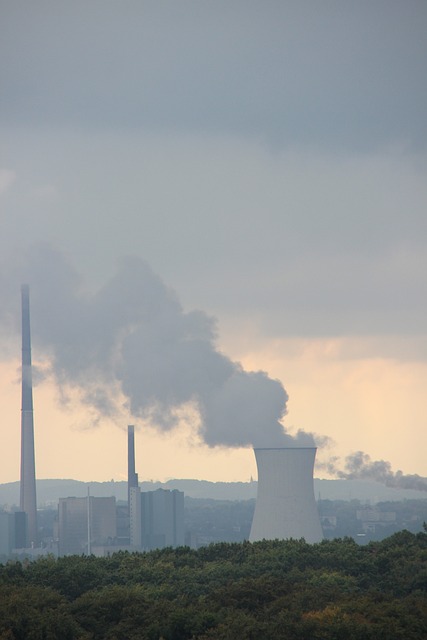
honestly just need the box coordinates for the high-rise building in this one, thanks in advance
[0,511,35,557]
[130,487,184,550]
[58,496,117,555]
[0,512,15,557]
[249,447,323,544]
[20,284,38,546]
[13,511,28,549]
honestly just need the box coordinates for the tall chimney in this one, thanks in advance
[249,447,323,544]
[20,284,38,546]
[128,425,138,507]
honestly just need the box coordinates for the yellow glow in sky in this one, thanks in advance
[2,334,426,484]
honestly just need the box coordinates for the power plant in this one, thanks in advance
[249,447,323,544]
[2,281,424,559]
[11,286,324,554]
[128,426,185,551]
[19,284,38,547]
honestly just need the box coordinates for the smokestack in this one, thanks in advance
[128,425,138,508]
[20,284,38,546]
[249,447,323,544]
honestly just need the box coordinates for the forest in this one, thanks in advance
[0,529,426,640]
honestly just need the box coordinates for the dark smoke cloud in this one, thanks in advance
[2,243,317,448]
[336,451,427,492]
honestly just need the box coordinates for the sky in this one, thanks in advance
[1,1,426,485]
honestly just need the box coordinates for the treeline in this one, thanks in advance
[0,530,426,639]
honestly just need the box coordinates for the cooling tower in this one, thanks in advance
[249,447,323,544]
[20,284,38,546]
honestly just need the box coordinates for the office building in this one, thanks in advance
[130,487,184,550]
[58,496,116,555]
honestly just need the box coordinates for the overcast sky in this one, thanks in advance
[1,1,426,484]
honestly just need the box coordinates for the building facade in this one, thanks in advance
[0,512,15,557]
[130,487,184,550]
[58,496,116,555]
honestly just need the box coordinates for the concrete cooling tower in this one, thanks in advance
[249,447,323,544]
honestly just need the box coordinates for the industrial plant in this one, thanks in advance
[249,447,323,544]
[0,286,325,557]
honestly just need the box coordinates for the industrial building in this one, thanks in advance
[249,447,323,544]
[0,511,29,557]
[127,424,184,551]
[58,496,117,555]
[7,286,325,558]
[0,512,15,557]
[130,486,184,550]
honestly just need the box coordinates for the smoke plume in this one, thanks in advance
[2,243,316,448]
[337,451,427,492]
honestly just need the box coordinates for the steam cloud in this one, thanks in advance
[336,451,427,492]
[2,244,425,490]
[3,244,316,448]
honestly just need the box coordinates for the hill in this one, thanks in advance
[0,477,425,507]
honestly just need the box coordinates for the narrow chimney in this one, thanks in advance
[128,425,138,508]
[20,284,38,546]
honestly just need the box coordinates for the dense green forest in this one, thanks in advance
[1,530,426,639]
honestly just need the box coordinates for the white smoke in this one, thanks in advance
[332,451,427,492]
[1,243,317,448]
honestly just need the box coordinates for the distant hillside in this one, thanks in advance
[0,477,425,508]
